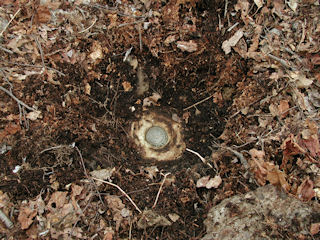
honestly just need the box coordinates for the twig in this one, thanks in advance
[3,61,65,76]
[227,22,239,32]
[92,177,142,214]
[186,148,213,169]
[118,20,144,27]
[0,8,21,37]
[78,17,97,33]
[183,95,213,111]
[219,146,249,170]
[0,45,13,54]
[152,173,170,209]
[138,23,142,52]
[224,0,229,19]
[267,53,293,69]
[74,146,105,207]
[40,145,63,154]
[33,35,45,67]
[0,209,13,229]
[0,86,36,111]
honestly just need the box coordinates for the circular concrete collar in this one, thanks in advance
[130,109,186,161]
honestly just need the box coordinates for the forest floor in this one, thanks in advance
[0,0,319,239]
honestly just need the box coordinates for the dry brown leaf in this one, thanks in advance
[196,176,210,188]
[298,120,320,158]
[206,175,222,189]
[196,175,222,189]
[85,83,91,95]
[137,209,171,229]
[0,123,21,142]
[266,168,290,192]
[281,134,306,169]
[254,0,264,8]
[310,222,320,235]
[289,71,313,88]
[143,166,159,180]
[235,0,252,25]
[311,54,320,65]
[248,25,262,53]
[105,195,130,231]
[122,81,133,92]
[26,110,42,121]
[35,5,51,24]
[89,41,103,61]
[278,100,290,119]
[47,191,68,212]
[164,35,178,46]
[222,29,244,54]
[143,92,161,107]
[18,205,37,230]
[249,148,289,191]
[297,178,315,201]
[176,40,198,53]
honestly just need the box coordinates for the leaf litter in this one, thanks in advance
[0,0,319,239]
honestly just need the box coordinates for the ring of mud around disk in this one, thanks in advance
[130,110,186,161]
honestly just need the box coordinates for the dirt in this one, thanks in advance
[0,0,319,239]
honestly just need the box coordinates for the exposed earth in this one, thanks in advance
[0,0,319,239]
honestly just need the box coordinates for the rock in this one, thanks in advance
[202,185,320,240]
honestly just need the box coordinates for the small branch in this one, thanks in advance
[152,173,170,209]
[138,23,142,52]
[0,8,21,37]
[92,177,142,214]
[186,148,213,169]
[74,146,105,206]
[183,95,213,111]
[0,86,36,111]
[0,209,13,229]
[78,17,97,33]
[33,35,45,67]
[267,53,293,69]
[40,145,63,154]
[224,0,229,19]
[0,45,13,54]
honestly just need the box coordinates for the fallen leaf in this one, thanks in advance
[196,175,210,188]
[196,175,222,189]
[310,222,320,235]
[222,29,244,54]
[122,81,133,92]
[254,0,264,8]
[176,40,198,52]
[278,100,290,118]
[90,168,115,183]
[235,0,252,25]
[266,167,290,192]
[26,110,42,121]
[297,178,315,201]
[289,71,313,88]
[168,213,180,222]
[287,0,299,12]
[47,191,68,212]
[143,166,159,180]
[205,175,222,189]
[137,209,171,229]
[105,195,130,231]
[164,35,178,46]
[89,41,103,61]
[85,83,91,95]
[143,92,161,107]
[281,134,306,169]
[18,205,37,230]
[35,5,51,24]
